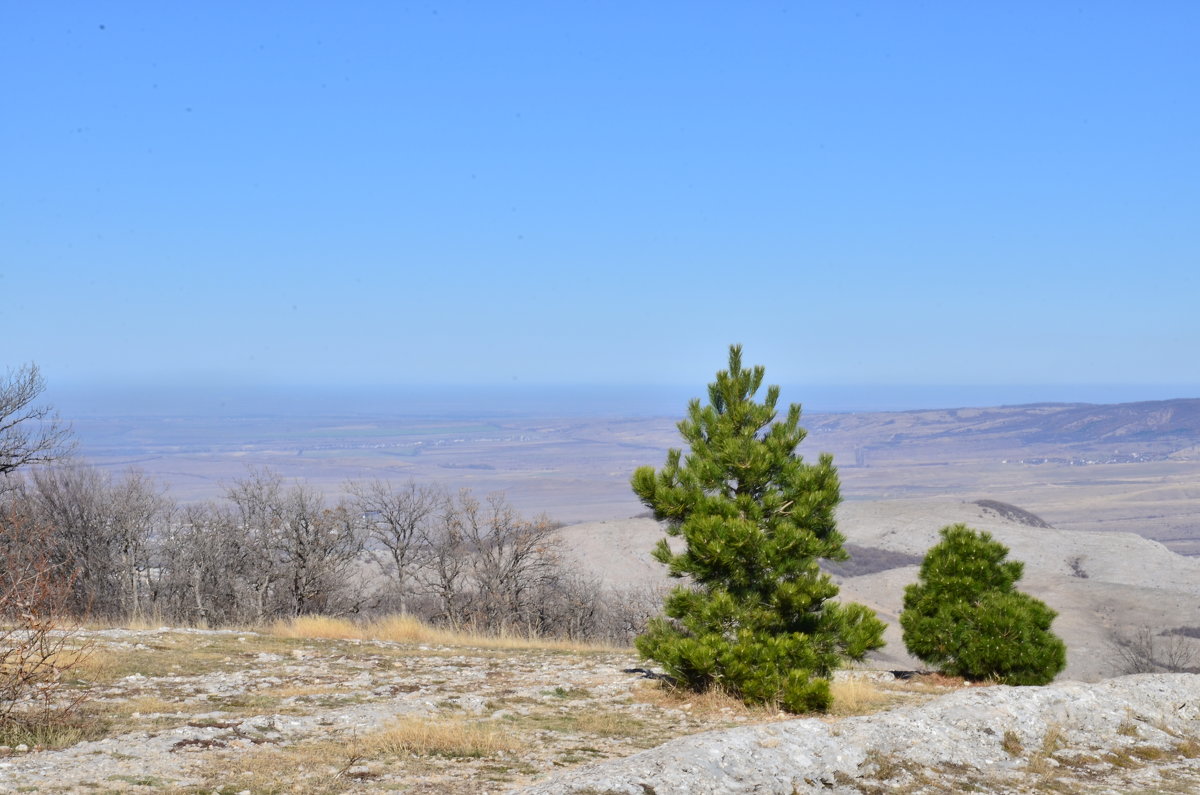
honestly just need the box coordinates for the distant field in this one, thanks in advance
[289,423,503,440]
[67,399,1200,551]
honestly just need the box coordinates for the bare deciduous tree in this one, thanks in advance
[21,466,170,620]
[273,485,363,617]
[1110,626,1200,675]
[414,489,563,634]
[0,438,643,643]
[461,492,562,634]
[224,469,364,619]
[107,470,172,620]
[417,491,472,628]
[155,503,243,624]
[0,364,73,488]
[224,469,288,622]
[23,464,117,616]
[349,479,442,614]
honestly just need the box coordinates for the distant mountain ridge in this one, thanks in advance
[804,398,1200,462]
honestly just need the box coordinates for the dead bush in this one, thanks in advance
[1110,627,1200,675]
[0,504,92,736]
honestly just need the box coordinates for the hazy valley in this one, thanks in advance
[72,396,1200,552]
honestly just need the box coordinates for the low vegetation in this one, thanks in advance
[900,523,1066,685]
[1111,626,1200,674]
[632,346,885,713]
[270,614,623,653]
[363,715,523,758]
[0,622,978,792]
[0,466,653,645]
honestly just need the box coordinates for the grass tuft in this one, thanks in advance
[1130,744,1168,761]
[270,615,361,640]
[862,749,906,781]
[828,677,892,717]
[1001,729,1023,756]
[269,613,625,653]
[633,679,785,722]
[0,708,111,750]
[1105,748,1141,769]
[1026,724,1066,777]
[1117,721,1140,737]
[364,716,521,758]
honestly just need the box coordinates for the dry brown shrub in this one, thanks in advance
[0,505,93,739]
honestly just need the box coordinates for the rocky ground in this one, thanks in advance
[0,627,803,793]
[527,674,1200,794]
[2,628,1199,793]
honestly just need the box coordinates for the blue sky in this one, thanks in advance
[4,3,1198,403]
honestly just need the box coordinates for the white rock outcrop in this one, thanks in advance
[519,674,1200,794]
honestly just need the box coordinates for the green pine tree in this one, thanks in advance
[900,524,1067,685]
[631,345,886,713]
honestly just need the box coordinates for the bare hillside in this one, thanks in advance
[558,498,1200,681]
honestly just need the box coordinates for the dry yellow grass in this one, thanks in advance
[104,695,184,717]
[0,645,94,683]
[366,614,445,643]
[0,717,102,750]
[1027,723,1068,777]
[260,683,354,700]
[196,718,521,795]
[1001,729,1024,756]
[68,647,121,680]
[118,615,171,631]
[199,742,355,795]
[363,715,522,758]
[269,613,626,653]
[568,709,636,737]
[634,680,786,722]
[828,676,893,717]
[270,615,362,640]
[635,676,899,721]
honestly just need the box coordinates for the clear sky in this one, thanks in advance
[4,3,1198,403]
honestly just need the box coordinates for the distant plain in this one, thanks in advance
[66,393,1200,554]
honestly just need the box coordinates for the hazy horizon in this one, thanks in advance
[47,381,1200,420]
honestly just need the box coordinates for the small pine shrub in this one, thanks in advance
[900,524,1066,685]
[633,346,886,712]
